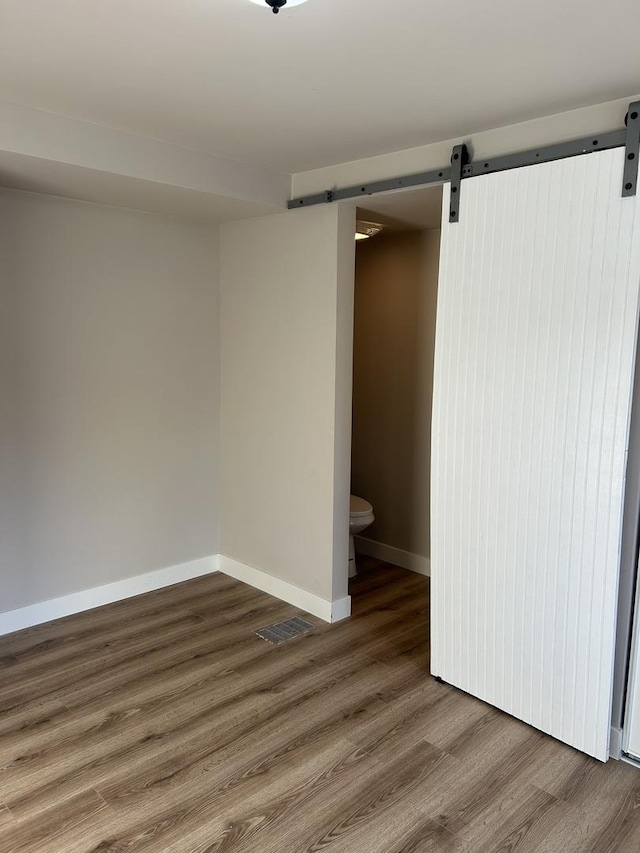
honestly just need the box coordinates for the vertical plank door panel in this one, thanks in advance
[431,148,640,760]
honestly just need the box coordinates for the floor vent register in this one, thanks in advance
[254,616,315,645]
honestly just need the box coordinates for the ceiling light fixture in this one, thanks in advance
[355,221,384,241]
[248,0,310,13]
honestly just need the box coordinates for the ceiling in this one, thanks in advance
[358,186,444,232]
[0,0,638,174]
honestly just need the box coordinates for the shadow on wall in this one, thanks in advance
[351,228,441,563]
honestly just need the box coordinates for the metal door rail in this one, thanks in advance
[288,101,640,218]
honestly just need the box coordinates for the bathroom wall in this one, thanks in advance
[0,189,220,613]
[351,228,440,569]
[219,204,355,607]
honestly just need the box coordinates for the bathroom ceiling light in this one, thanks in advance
[355,221,384,241]
[248,0,310,13]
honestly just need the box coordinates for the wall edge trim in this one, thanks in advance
[610,725,624,760]
[355,536,431,577]
[217,554,350,623]
[0,553,355,638]
[0,556,219,638]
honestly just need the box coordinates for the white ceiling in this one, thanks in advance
[0,0,638,174]
[358,186,444,232]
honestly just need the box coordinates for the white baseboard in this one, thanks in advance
[331,595,352,623]
[217,554,351,624]
[0,556,219,638]
[610,726,624,760]
[0,552,353,638]
[354,536,431,577]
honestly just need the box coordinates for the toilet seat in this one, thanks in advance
[350,495,373,517]
[348,495,374,579]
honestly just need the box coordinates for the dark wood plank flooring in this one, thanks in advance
[0,557,639,852]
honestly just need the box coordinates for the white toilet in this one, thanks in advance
[349,495,375,578]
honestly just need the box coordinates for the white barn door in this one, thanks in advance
[431,147,640,760]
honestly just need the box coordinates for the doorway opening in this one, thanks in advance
[348,185,443,596]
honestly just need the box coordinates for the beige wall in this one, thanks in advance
[351,229,440,559]
[293,94,640,198]
[219,204,355,604]
[0,189,220,613]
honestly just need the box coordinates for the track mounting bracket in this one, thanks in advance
[449,143,469,223]
[622,102,640,198]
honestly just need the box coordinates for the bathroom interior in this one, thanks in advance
[348,184,444,586]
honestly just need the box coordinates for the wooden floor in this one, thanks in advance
[1,558,639,852]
